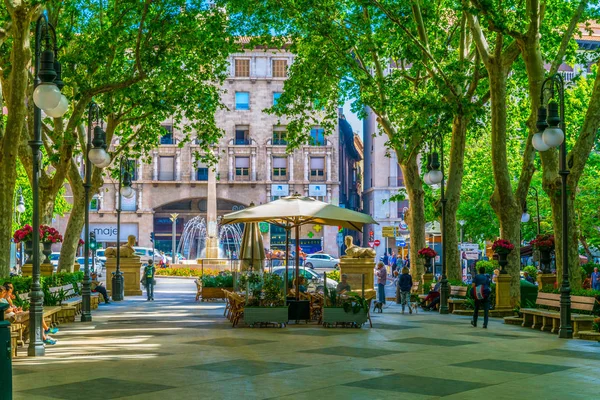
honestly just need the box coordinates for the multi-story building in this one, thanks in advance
[57,46,341,257]
[337,110,363,249]
[362,108,410,262]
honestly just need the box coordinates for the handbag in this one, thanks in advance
[474,285,486,300]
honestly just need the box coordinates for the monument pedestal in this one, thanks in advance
[536,273,556,289]
[495,274,513,316]
[421,273,434,293]
[22,263,54,277]
[339,257,376,299]
[105,258,142,296]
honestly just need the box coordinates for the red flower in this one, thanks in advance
[418,247,437,258]
[492,239,515,254]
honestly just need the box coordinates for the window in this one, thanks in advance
[235,125,250,145]
[158,156,175,181]
[272,59,287,77]
[235,59,250,77]
[128,160,137,181]
[272,157,287,181]
[235,157,250,180]
[121,191,137,211]
[89,196,99,211]
[272,126,287,145]
[196,167,209,181]
[310,157,325,181]
[160,124,174,145]
[235,92,250,110]
[310,127,325,146]
[273,92,282,105]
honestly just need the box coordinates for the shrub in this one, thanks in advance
[201,271,233,288]
[580,262,597,277]
[524,265,538,282]
[326,270,340,282]
[475,260,499,276]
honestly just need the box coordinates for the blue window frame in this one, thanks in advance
[235,92,250,110]
[310,128,325,146]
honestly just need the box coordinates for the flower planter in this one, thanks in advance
[201,287,233,300]
[244,306,289,327]
[42,242,53,264]
[496,252,509,274]
[322,307,368,328]
[24,240,33,265]
[539,250,552,274]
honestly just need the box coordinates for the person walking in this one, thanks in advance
[398,267,413,314]
[471,266,491,328]
[375,262,387,306]
[591,267,600,291]
[390,252,397,276]
[144,259,156,301]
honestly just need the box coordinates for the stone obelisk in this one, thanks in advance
[204,167,220,259]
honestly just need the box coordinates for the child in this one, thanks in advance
[144,259,156,301]
[398,267,413,314]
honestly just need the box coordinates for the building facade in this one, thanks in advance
[57,47,341,257]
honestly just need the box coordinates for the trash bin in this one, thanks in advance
[0,303,13,398]
[520,279,538,308]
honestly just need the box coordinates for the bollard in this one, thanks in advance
[0,303,13,399]
[112,271,124,301]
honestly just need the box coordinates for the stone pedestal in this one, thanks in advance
[105,257,142,296]
[22,263,54,277]
[495,274,513,315]
[73,262,81,272]
[421,273,434,293]
[536,274,556,289]
[339,256,376,298]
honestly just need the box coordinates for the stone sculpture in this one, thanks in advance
[344,235,376,258]
[105,235,139,258]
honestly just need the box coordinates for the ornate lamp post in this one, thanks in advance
[82,102,111,321]
[531,73,572,339]
[423,134,449,314]
[114,157,134,301]
[29,14,69,356]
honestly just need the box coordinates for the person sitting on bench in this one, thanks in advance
[91,273,110,304]
[421,281,441,311]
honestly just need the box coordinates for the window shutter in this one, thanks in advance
[159,156,174,181]
[310,157,325,169]
[235,157,250,168]
[273,157,287,168]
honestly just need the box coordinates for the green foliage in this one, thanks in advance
[524,266,538,282]
[201,272,234,288]
[1,272,83,298]
[475,260,500,276]
[262,273,285,306]
[581,263,598,277]
[326,270,340,283]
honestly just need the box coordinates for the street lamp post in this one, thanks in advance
[531,73,572,339]
[423,134,449,314]
[14,188,26,272]
[170,214,179,264]
[114,157,134,301]
[29,14,69,356]
[82,102,111,321]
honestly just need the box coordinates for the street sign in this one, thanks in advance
[336,232,344,247]
[368,241,375,248]
[396,238,406,247]
[374,239,381,247]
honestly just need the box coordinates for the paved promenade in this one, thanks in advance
[12,278,600,399]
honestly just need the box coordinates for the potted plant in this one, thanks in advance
[418,247,437,273]
[492,239,515,273]
[40,225,63,265]
[322,289,369,328]
[13,224,34,264]
[530,234,555,273]
[244,273,288,327]
[200,271,234,300]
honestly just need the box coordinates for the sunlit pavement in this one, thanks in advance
[12,278,600,399]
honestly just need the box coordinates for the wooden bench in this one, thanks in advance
[521,293,597,337]
[448,286,469,313]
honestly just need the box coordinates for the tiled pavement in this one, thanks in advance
[12,278,600,399]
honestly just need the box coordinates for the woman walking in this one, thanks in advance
[398,267,413,314]
[471,266,491,328]
[375,262,387,306]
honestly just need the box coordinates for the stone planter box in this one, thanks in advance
[322,307,368,328]
[201,287,232,300]
[244,306,289,327]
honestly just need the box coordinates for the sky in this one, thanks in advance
[342,100,363,140]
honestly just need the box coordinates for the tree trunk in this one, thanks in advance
[444,113,468,281]
[488,66,522,302]
[58,165,86,272]
[0,7,33,276]
[548,186,582,289]
[400,156,426,279]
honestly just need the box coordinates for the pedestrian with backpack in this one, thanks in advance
[144,259,156,301]
[471,266,491,328]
